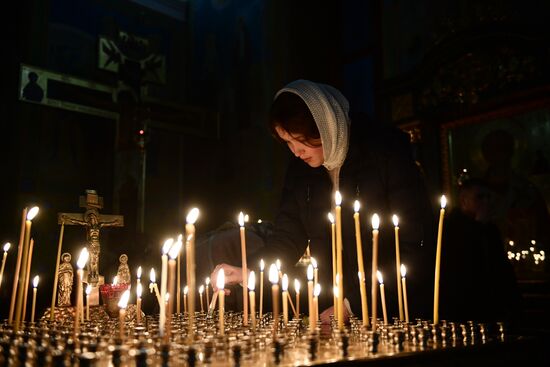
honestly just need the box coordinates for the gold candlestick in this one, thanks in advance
[136,283,142,323]
[392,215,404,321]
[74,248,89,338]
[269,264,279,336]
[186,208,199,339]
[371,214,380,331]
[50,222,65,321]
[198,285,204,312]
[217,269,225,335]
[248,271,256,330]
[307,264,314,331]
[353,201,370,327]
[335,192,344,331]
[259,259,265,320]
[238,212,249,326]
[433,195,447,325]
[401,264,409,323]
[328,213,338,320]
[118,290,130,340]
[30,276,39,323]
[9,207,27,324]
[14,207,38,330]
[377,271,388,325]
[0,243,11,291]
[294,279,301,317]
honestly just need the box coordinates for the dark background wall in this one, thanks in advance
[1,0,548,327]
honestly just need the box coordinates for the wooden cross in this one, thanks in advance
[58,190,124,286]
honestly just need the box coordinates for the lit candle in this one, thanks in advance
[50,218,65,321]
[160,238,173,337]
[259,259,265,320]
[30,275,39,323]
[307,264,314,331]
[313,283,321,330]
[185,208,199,339]
[294,279,301,317]
[136,282,143,323]
[392,215,404,321]
[177,235,182,314]
[13,206,38,331]
[198,285,204,312]
[74,248,89,337]
[205,277,211,308]
[282,274,289,326]
[22,238,35,322]
[401,264,409,323]
[433,195,446,325]
[269,264,279,336]
[353,201,370,327]
[118,290,130,340]
[85,284,92,321]
[113,276,118,285]
[248,271,256,330]
[149,268,162,307]
[377,271,388,325]
[335,192,344,331]
[371,214,380,331]
[184,286,188,313]
[311,257,318,289]
[0,243,11,291]
[238,212,249,326]
[9,208,27,324]
[167,239,182,342]
[217,269,225,335]
[276,259,282,280]
[328,212,337,320]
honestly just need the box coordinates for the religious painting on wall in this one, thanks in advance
[441,105,550,280]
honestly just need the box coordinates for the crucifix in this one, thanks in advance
[58,190,124,290]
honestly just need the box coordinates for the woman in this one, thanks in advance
[212,80,434,321]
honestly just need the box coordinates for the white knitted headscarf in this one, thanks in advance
[276,79,351,189]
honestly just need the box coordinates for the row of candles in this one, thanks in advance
[2,192,448,336]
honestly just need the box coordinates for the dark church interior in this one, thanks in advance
[1,0,549,365]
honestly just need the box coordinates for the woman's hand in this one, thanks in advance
[210,263,244,294]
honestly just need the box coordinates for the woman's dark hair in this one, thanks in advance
[269,92,321,146]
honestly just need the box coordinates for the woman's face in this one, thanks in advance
[275,126,324,167]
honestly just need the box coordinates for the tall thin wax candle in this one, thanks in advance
[307,264,314,331]
[353,201,369,327]
[377,271,388,325]
[335,192,344,331]
[136,282,142,323]
[294,279,300,317]
[328,213,338,320]
[371,214,380,331]
[118,290,130,340]
[74,248,89,338]
[50,222,65,321]
[248,271,256,330]
[401,264,409,323]
[269,264,279,336]
[9,207,27,324]
[30,275,39,323]
[392,215,404,321]
[217,269,225,335]
[159,238,173,337]
[238,212,249,326]
[198,285,204,312]
[259,259,265,320]
[433,196,447,325]
[185,208,199,339]
[0,243,11,291]
[282,274,289,326]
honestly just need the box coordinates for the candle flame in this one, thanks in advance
[137,266,142,279]
[307,264,314,281]
[328,212,335,224]
[137,282,142,298]
[310,257,318,269]
[333,286,339,298]
[268,264,278,284]
[248,271,255,291]
[371,214,380,230]
[199,285,204,294]
[257,219,262,223]
[314,283,321,297]
[3,242,10,252]
[335,191,342,206]
[260,259,265,271]
[392,214,399,227]
[118,290,130,309]
[150,268,156,283]
[205,276,210,285]
[276,259,281,271]
[86,284,92,295]
[282,274,289,291]
[358,271,363,281]
[377,270,384,284]
[32,275,39,288]
[113,276,118,286]
[76,248,89,270]
[162,238,174,255]
[186,208,200,224]
[165,293,170,303]
[440,195,447,209]
[168,239,182,260]
[244,214,249,222]
[354,200,360,213]
[27,206,39,221]
[294,279,301,292]
[401,264,407,277]
[238,212,245,227]
[184,285,189,295]
[216,269,225,290]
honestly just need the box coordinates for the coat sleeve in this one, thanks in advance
[248,159,309,269]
